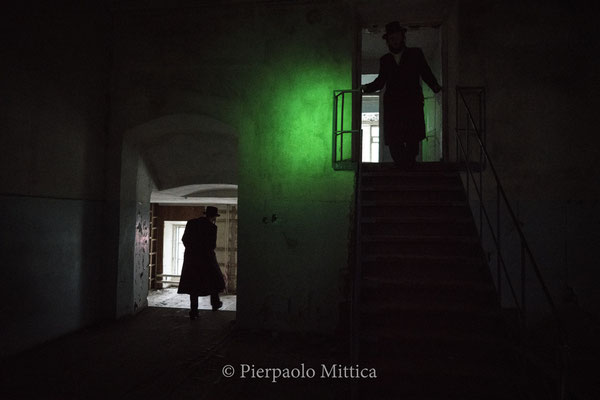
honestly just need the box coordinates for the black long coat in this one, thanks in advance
[363,47,440,145]
[177,217,225,296]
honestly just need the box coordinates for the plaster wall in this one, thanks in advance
[116,153,154,316]
[0,196,105,356]
[0,2,111,356]
[109,2,356,332]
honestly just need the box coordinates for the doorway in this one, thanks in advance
[146,187,238,311]
[360,24,444,163]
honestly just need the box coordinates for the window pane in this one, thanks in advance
[174,225,186,275]
[371,143,379,162]
[361,124,371,162]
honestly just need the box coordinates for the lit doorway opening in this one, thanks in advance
[361,24,444,163]
[147,185,238,311]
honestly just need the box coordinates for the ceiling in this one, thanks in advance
[150,183,238,205]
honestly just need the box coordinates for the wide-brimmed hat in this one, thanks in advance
[205,206,220,217]
[382,21,407,39]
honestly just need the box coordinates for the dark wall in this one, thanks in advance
[456,0,600,317]
[0,1,112,356]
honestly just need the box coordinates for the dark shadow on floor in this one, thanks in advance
[0,307,352,399]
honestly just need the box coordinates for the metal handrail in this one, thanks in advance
[350,91,363,400]
[331,87,362,370]
[332,87,363,363]
[333,89,361,170]
[455,86,568,399]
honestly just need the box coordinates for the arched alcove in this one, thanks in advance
[116,113,238,317]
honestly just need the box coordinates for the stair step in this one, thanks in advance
[362,244,482,257]
[360,275,498,308]
[359,341,512,372]
[361,234,479,243]
[357,391,517,400]
[361,161,463,172]
[361,254,484,265]
[361,174,462,187]
[362,188,466,202]
[361,262,488,283]
[360,301,500,319]
[360,328,506,348]
[361,200,468,207]
[355,162,519,400]
[362,355,511,375]
[361,201,471,218]
[356,358,520,399]
[359,326,513,364]
[361,217,477,236]
[362,216,472,223]
[359,314,503,342]
[361,235,482,257]
[361,261,489,285]
[361,276,494,291]
[361,169,460,177]
[362,184,463,192]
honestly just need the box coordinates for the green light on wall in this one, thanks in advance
[262,62,351,173]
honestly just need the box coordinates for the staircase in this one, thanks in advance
[357,162,521,400]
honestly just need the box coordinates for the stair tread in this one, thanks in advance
[362,254,483,262]
[361,169,459,176]
[361,276,493,290]
[361,234,479,243]
[361,354,513,378]
[362,185,463,191]
[361,200,468,207]
[360,303,500,317]
[354,163,521,396]
[360,329,506,345]
[362,216,473,223]
[361,162,462,171]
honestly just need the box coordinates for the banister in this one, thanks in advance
[332,89,361,171]
[456,86,569,399]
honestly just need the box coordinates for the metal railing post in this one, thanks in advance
[466,115,470,200]
[333,91,338,169]
[340,92,345,161]
[480,144,483,238]
[521,240,527,330]
[455,89,459,162]
[332,89,360,170]
[455,86,569,399]
[497,184,502,304]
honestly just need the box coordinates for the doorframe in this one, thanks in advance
[354,19,449,163]
[352,12,362,165]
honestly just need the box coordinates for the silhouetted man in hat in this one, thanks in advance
[178,206,225,320]
[362,21,442,167]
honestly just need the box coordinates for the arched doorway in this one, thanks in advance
[115,113,238,317]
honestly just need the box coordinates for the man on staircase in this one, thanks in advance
[362,21,442,168]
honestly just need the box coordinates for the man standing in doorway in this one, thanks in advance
[362,21,442,167]
[178,206,225,320]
